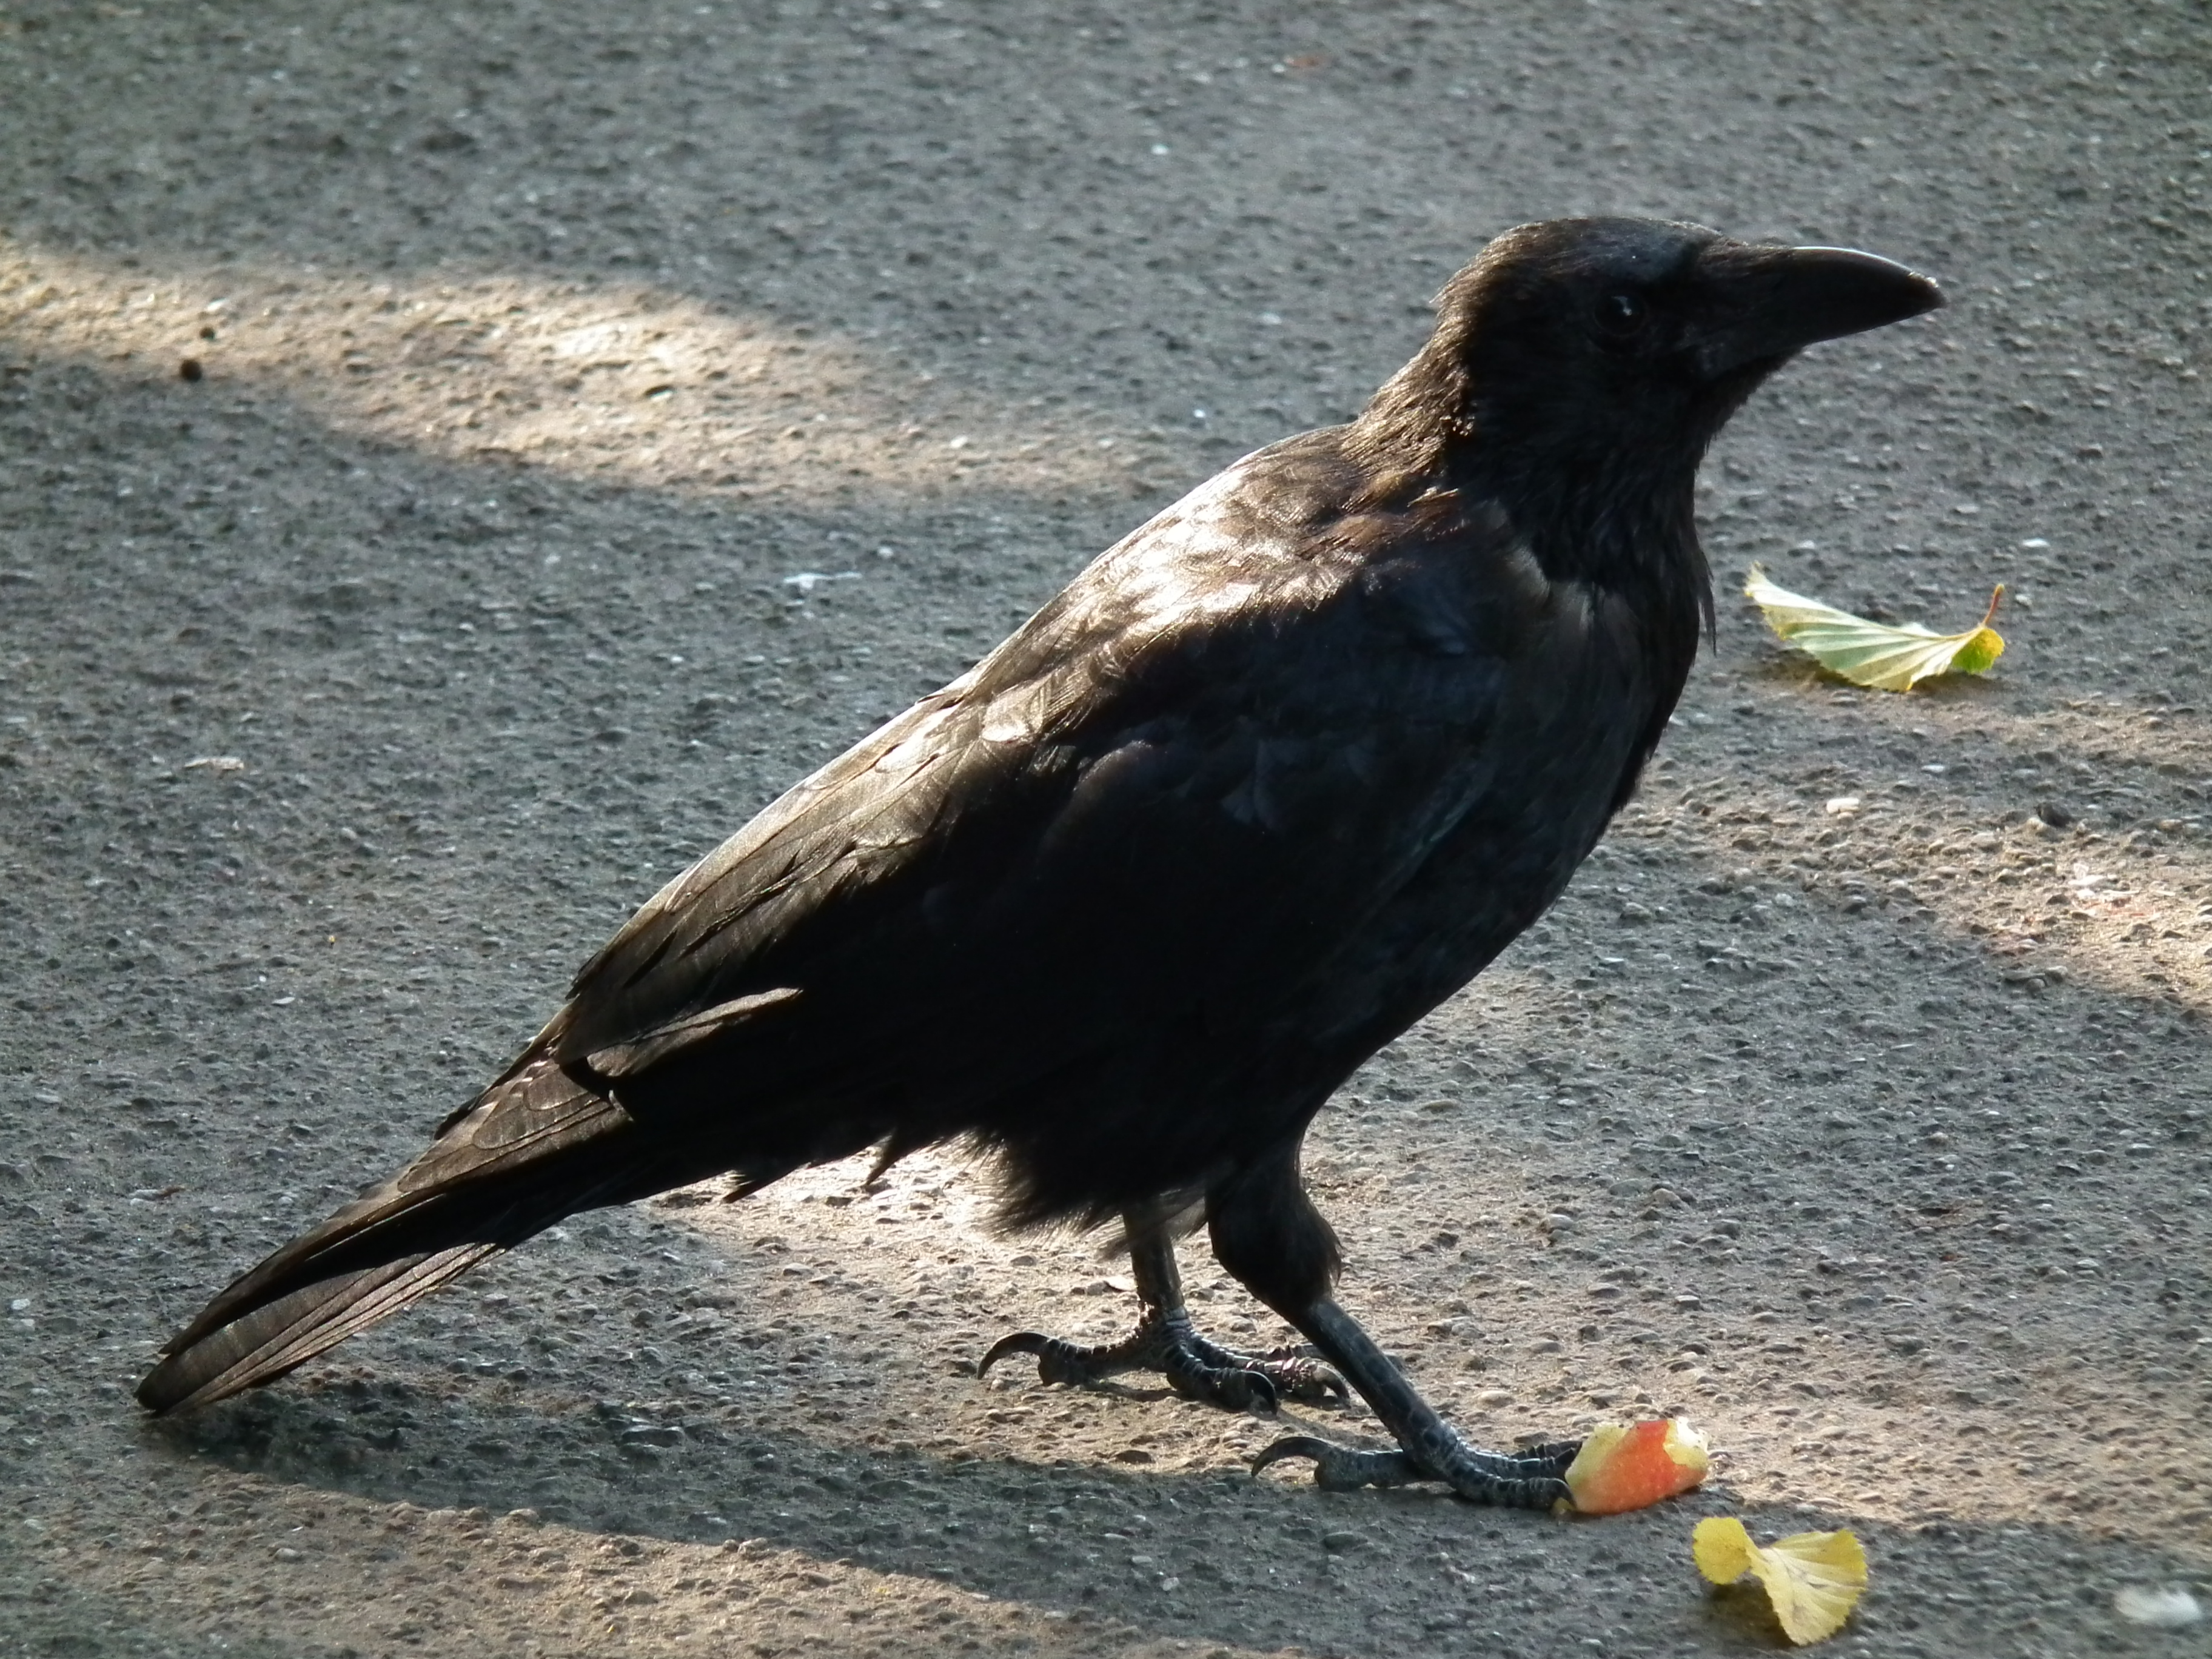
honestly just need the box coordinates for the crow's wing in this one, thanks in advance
[535,443,1552,1096]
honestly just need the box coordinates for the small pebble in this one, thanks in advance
[2114,1587,2202,1628]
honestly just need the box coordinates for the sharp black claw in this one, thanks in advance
[1252,1435,1423,1491]
[977,1331,1048,1379]
[1264,1349,1349,1406]
[1217,1367,1278,1415]
[981,1310,1347,1410]
[1249,1434,1322,1476]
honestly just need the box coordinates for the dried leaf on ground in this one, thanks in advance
[1744,566,2005,691]
[1694,1515,1868,1645]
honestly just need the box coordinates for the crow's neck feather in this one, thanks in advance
[1347,338,1718,649]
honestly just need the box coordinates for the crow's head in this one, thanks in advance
[1362,216,1942,488]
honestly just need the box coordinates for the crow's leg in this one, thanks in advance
[979,1204,1346,1411]
[1209,1145,1579,1509]
[1247,1300,1581,1504]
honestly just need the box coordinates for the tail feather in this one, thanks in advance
[135,1244,504,1413]
[138,1053,659,1415]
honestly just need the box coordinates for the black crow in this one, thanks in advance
[138,218,1939,1506]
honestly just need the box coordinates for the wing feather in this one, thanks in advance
[536,438,1548,1087]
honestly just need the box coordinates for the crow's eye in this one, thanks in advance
[1597,291,1648,339]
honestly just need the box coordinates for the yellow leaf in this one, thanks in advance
[1694,1516,1868,1646]
[1744,566,2005,692]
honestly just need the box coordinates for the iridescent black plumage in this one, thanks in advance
[139,220,1939,1502]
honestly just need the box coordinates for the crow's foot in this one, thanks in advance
[1252,1430,1580,1507]
[980,1305,1347,1412]
[1234,1299,1583,1507]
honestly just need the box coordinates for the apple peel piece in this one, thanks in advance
[1561,1417,1709,1515]
[1694,1516,1868,1645]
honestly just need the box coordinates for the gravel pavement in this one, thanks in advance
[1,2,2207,1656]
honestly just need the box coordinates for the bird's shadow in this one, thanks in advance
[138,1373,2197,1659]
[143,1367,1350,1555]
[139,1372,1517,1654]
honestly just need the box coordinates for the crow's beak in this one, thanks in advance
[1692,242,1943,380]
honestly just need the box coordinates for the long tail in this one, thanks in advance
[137,1054,657,1414]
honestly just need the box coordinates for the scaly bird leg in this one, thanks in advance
[1250,1298,1578,1507]
[1207,1145,1579,1510]
[980,1207,1347,1412]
